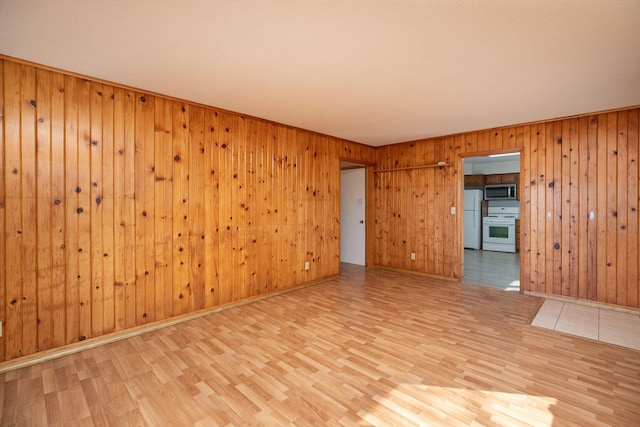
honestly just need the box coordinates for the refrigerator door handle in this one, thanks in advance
[474,194,479,228]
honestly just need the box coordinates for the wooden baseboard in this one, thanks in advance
[0,276,336,374]
[524,291,640,315]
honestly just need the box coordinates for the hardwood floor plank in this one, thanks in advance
[1,264,639,426]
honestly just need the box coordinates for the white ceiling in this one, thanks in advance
[1,0,639,147]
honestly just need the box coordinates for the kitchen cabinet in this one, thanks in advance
[484,174,502,185]
[501,173,520,185]
[484,173,519,185]
[464,174,485,187]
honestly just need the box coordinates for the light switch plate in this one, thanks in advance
[450,207,456,214]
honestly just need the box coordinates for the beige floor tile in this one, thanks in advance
[531,300,563,329]
[555,303,599,340]
[599,309,640,350]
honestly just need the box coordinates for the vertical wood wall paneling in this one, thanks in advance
[203,109,220,307]
[153,97,173,321]
[299,130,311,282]
[134,93,155,325]
[315,134,325,277]
[445,136,459,279]
[101,84,115,334]
[6,55,639,362]
[172,101,190,314]
[307,131,318,279]
[188,106,206,311]
[217,112,234,304]
[253,119,269,295]
[543,123,554,295]
[4,61,24,359]
[274,125,287,290]
[232,114,247,300]
[606,112,618,304]
[585,115,598,301]
[576,117,589,300]
[245,118,258,297]
[76,78,92,341]
[431,140,442,275]
[277,126,290,288]
[559,119,571,297]
[268,123,280,292]
[628,109,639,308]
[610,111,628,305]
[596,114,609,304]
[373,110,639,310]
[616,110,629,306]
[63,75,79,344]
[35,69,53,352]
[416,142,428,272]
[20,64,38,356]
[90,82,104,337]
[517,126,529,288]
[425,141,436,272]
[568,119,579,300]
[122,90,137,330]
[536,124,548,294]
[337,143,345,271]
[287,127,300,288]
[0,60,5,362]
[112,87,126,331]
[523,126,533,291]
[365,165,375,268]
[551,121,562,296]
[75,79,92,340]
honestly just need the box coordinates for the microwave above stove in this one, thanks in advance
[485,184,517,200]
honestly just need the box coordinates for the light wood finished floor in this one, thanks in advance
[1,264,639,426]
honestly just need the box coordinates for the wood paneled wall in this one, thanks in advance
[0,57,376,362]
[373,109,639,309]
[1,54,638,362]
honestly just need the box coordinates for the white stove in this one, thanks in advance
[482,206,519,253]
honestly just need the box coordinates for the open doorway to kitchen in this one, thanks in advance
[462,153,521,291]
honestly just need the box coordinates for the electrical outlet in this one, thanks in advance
[410,252,416,260]
[450,206,456,214]
[304,261,310,270]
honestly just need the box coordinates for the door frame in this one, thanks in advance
[339,160,375,270]
[459,149,524,291]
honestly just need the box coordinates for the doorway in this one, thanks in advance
[340,163,366,265]
[462,154,521,291]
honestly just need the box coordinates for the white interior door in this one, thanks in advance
[340,168,366,265]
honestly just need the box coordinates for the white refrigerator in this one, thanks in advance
[463,189,483,250]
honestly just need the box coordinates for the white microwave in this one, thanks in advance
[485,184,517,200]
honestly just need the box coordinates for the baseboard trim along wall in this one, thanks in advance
[0,276,337,374]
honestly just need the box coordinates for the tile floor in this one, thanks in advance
[532,299,640,350]
[463,248,520,291]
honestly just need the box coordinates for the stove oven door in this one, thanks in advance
[482,220,516,252]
